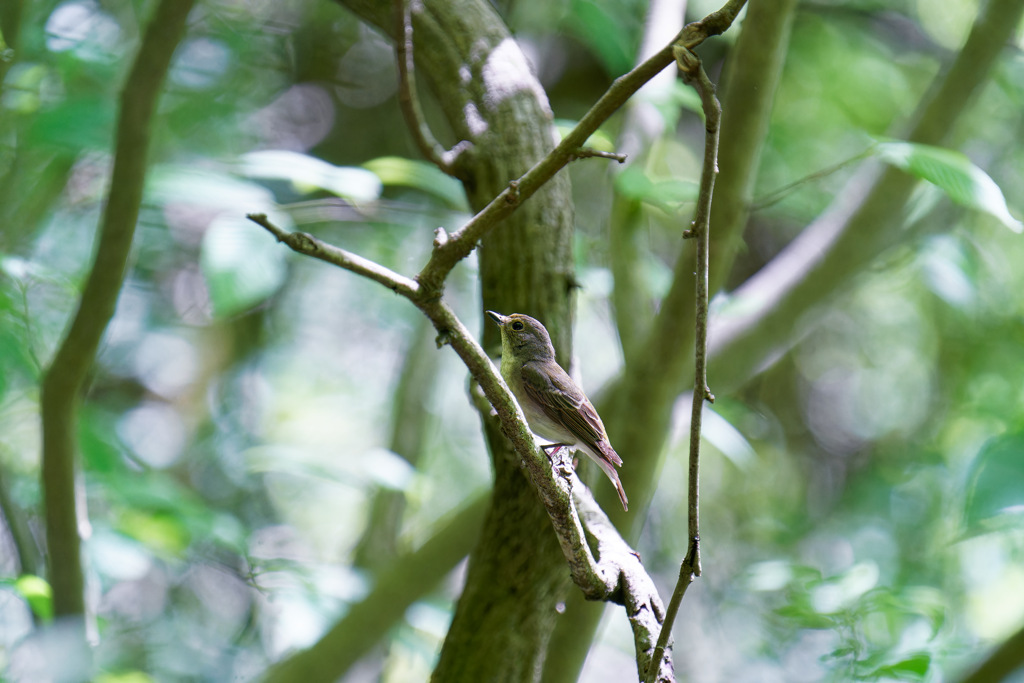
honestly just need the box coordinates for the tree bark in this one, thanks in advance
[339,1,576,679]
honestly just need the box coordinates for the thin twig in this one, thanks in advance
[750,146,874,211]
[644,46,721,683]
[393,0,460,174]
[246,213,420,298]
[571,148,628,163]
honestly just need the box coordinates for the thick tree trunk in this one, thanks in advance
[340,1,576,680]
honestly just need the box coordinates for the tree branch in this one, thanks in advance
[39,0,195,627]
[392,0,462,174]
[414,0,748,296]
[644,48,721,683]
[246,213,420,297]
[249,216,676,680]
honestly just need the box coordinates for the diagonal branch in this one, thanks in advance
[249,212,675,681]
[39,0,195,627]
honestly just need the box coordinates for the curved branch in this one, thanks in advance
[39,0,195,623]
[393,0,461,174]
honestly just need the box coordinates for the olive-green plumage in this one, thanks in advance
[487,311,628,511]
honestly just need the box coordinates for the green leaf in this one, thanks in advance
[867,652,932,681]
[27,95,115,151]
[614,166,697,210]
[553,119,616,153]
[147,165,275,211]
[362,156,467,209]
[15,575,54,622]
[565,0,636,74]
[875,141,1022,232]
[963,431,1024,535]
[239,150,383,202]
[200,211,289,317]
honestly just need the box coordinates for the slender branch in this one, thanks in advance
[750,146,874,211]
[393,0,461,174]
[571,148,628,163]
[645,47,721,683]
[414,0,748,296]
[250,213,673,678]
[39,0,195,626]
[246,213,420,297]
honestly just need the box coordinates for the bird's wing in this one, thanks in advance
[520,361,607,451]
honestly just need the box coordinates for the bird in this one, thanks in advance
[487,310,628,511]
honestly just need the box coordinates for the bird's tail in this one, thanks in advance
[594,442,629,512]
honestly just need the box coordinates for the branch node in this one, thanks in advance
[434,330,451,348]
[292,232,318,253]
[673,45,699,75]
[433,227,449,248]
[505,180,520,204]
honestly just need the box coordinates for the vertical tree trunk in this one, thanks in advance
[339,1,576,679]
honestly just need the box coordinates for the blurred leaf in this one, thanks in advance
[14,574,54,622]
[565,0,636,74]
[200,211,289,317]
[99,471,247,555]
[363,156,466,209]
[239,150,383,202]
[147,165,275,210]
[554,119,616,153]
[27,96,115,150]
[96,672,156,683]
[866,652,931,681]
[117,509,191,557]
[614,166,697,211]
[702,405,757,468]
[963,431,1024,535]
[875,141,1023,232]
[79,405,125,473]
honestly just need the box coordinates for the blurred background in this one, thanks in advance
[1,0,1023,681]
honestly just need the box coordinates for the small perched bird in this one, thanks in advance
[487,311,628,511]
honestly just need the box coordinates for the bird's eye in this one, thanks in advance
[511,321,524,331]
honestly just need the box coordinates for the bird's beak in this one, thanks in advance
[486,310,506,326]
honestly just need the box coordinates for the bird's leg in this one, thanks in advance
[541,443,570,461]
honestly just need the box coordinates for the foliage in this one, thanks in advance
[1,0,1023,681]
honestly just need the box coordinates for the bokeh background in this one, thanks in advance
[1,0,1024,681]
